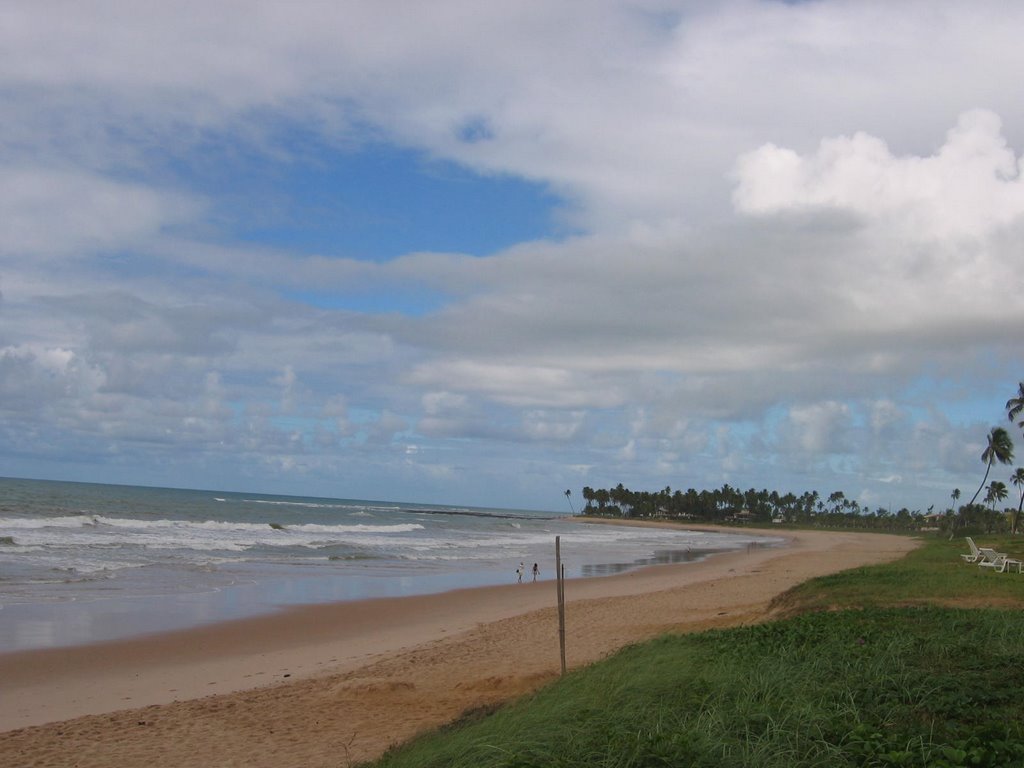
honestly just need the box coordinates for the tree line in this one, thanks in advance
[948,381,1024,535]
[577,483,934,531]
[576,381,1024,536]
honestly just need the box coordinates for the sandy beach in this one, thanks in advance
[0,524,917,767]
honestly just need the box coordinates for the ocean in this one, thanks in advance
[0,477,780,653]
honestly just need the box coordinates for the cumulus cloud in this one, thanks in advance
[408,360,624,409]
[0,168,198,258]
[2,1,1023,507]
[7,1,1021,237]
[784,401,853,455]
[521,410,584,441]
[733,109,1024,241]
[0,344,95,409]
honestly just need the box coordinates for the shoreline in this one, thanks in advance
[0,524,918,767]
[0,514,767,655]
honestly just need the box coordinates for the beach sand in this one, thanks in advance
[0,524,917,767]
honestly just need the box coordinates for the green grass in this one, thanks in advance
[361,537,1024,768]
[774,536,1024,614]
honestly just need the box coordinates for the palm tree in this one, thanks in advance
[953,427,1015,538]
[564,489,576,515]
[1007,381,1024,430]
[1011,468,1024,534]
[968,427,1015,507]
[947,488,961,533]
[985,480,1008,510]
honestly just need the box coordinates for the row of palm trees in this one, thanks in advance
[952,382,1024,535]
[576,482,930,530]
[574,382,1024,534]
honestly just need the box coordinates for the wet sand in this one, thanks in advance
[0,523,917,767]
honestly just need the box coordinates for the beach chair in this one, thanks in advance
[999,557,1024,574]
[979,554,1024,573]
[975,547,1007,566]
[960,537,983,562]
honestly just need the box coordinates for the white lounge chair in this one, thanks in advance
[975,547,1007,566]
[1000,558,1023,573]
[979,554,1023,573]
[960,537,983,562]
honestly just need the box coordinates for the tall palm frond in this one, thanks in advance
[1007,381,1024,428]
[985,480,1008,509]
[968,427,1015,508]
[1011,467,1024,534]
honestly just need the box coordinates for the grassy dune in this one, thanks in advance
[364,537,1024,768]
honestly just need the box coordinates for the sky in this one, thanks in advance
[2,1,1023,512]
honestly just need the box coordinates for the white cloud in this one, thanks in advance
[733,109,1024,241]
[8,1,1021,239]
[869,400,908,438]
[272,365,300,414]
[421,391,468,417]
[408,359,624,409]
[321,394,353,436]
[618,439,636,462]
[521,410,584,441]
[365,410,409,445]
[786,401,852,455]
[3,2,1024,508]
[0,168,198,258]
[0,344,95,408]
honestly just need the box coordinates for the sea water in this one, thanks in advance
[0,477,780,652]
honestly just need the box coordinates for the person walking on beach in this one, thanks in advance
[532,563,539,582]
[516,563,523,583]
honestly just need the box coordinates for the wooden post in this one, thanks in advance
[556,535,566,675]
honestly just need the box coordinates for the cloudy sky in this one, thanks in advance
[2,1,1023,511]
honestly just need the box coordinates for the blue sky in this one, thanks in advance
[207,143,562,261]
[2,1,1024,512]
